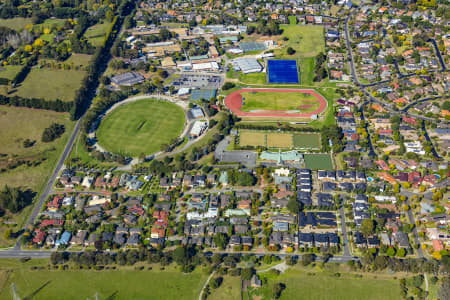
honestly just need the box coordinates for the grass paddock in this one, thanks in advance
[4,67,86,102]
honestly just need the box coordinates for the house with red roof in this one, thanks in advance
[47,196,62,211]
[32,229,46,245]
[403,116,418,125]
[40,219,64,228]
[375,160,390,171]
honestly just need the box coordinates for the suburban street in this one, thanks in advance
[339,206,351,257]
[14,117,84,250]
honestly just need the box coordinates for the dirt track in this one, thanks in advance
[224,88,327,118]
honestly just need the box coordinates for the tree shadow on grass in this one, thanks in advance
[105,291,118,300]
[23,280,51,300]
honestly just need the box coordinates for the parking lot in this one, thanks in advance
[173,74,223,89]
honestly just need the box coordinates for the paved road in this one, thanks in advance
[0,250,52,258]
[405,198,424,258]
[14,118,83,250]
[339,206,351,257]
[184,187,263,195]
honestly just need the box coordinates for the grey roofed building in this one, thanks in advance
[394,232,409,248]
[111,72,145,86]
[232,58,262,73]
[239,41,267,52]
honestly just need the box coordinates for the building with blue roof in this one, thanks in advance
[56,231,71,246]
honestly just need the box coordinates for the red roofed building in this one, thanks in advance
[423,175,438,186]
[408,171,422,184]
[128,205,145,216]
[151,227,166,238]
[153,210,169,220]
[378,129,393,135]
[95,177,107,189]
[375,160,390,171]
[433,239,444,252]
[40,219,64,228]
[47,196,62,211]
[403,116,418,125]
[32,229,45,245]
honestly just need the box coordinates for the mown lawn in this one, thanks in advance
[304,153,333,170]
[5,67,86,102]
[293,133,321,149]
[239,72,266,85]
[241,91,320,112]
[96,99,186,157]
[0,107,75,247]
[275,25,325,58]
[209,276,241,300]
[0,261,207,300]
[239,130,266,147]
[251,267,402,300]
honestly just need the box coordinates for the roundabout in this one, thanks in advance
[95,98,187,157]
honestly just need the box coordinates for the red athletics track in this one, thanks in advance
[224,88,328,118]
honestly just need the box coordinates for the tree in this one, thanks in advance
[360,219,375,237]
[301,253,314,266]
[173,246,188,265]
[386,247,396,257]
[209,277,222,289]
[222,82,235,91]
[42,123,65,142]
[213,233,229,250]
[287,198,301,214]
[272,283,286,299]
[241,268,254,280]
[285,256,296,266]
[286,47,295,55]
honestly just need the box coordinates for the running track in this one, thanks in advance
[224,88,327,118]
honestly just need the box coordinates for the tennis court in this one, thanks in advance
[267,60,299,84]
[190,89,217,101]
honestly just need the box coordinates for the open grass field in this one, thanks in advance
[293,133,321,149]
[209,276,241,300]
[299,57,315,85]
[304,153,333,170]
[3,67,86,102]
[240,91,321,113]
[239,130,266,147]
[0,107,75,247]
[0,260,207,300]
[267,133,293,148]
[0,17,32,31]
[239,72,266,85]
[0,65,23,80]
[33,18,67,31]
[83,21,111,47]
[65,54,92,68]
[96,99,186,157]
[249,266,402,300]
[275,25,325,58]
